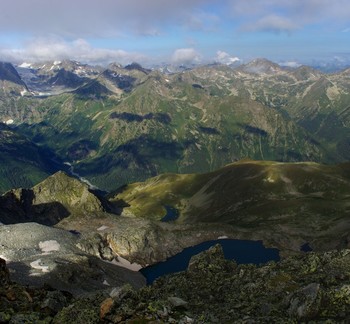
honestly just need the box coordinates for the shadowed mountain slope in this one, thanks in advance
[0,171,109,225]
[112,160,350,251]
[0,123,59,193]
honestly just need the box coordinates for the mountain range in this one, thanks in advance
[1,57,350,322]
[0,58,349,193]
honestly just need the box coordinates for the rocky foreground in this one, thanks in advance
[1,245,350,323]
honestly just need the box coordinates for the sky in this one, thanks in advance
[0,0,350,66]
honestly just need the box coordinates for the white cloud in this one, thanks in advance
[279,61,301,68]
[0,37,146,65]
[171,48,201,65]
[215,51,240,65]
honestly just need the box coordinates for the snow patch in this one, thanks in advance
[18,62,32,68]
[30,259,49,273]
[39,240,60,254]
[103,280,110,286]
[53,61,61,65]
[218,236,228,239]
[97,225,109,231]
[0,255,9,262]
[108,256,142,271]
[5,119,14,125]
[264,176,275,183]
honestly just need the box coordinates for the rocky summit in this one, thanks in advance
[1,245,350,323]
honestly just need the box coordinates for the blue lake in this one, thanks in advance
[140,239,280,284]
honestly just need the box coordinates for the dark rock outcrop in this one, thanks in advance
[0,62,27,87]
[0,258,10,286]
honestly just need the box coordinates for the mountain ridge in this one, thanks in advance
[0,58,349,192]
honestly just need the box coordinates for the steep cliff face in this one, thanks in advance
[0,62,27,91]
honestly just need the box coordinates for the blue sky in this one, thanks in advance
[0,0,350,66]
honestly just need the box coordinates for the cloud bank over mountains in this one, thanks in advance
[0,37,239,66]
[0,38,146,65]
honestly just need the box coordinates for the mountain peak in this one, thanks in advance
[124,62,150,74]
[292,65,322,80]
[0,171,106,225]
[237,58,283,75]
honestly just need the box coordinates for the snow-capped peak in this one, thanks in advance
[18,62,32,68]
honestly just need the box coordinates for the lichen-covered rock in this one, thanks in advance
[0,259,72,323]
[92,248,350,322]
[2,244,350,322]
[288,283,321,319]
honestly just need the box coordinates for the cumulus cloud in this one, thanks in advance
[171,48,201,65]
[279,61,302,68]
[215,51,240,65]
[0,37,146,65]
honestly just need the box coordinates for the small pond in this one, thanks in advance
[300,242,313,252]
[140,239,280,284]
[161,205,179,222]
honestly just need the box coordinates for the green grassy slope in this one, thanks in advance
[112,160,350,226]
